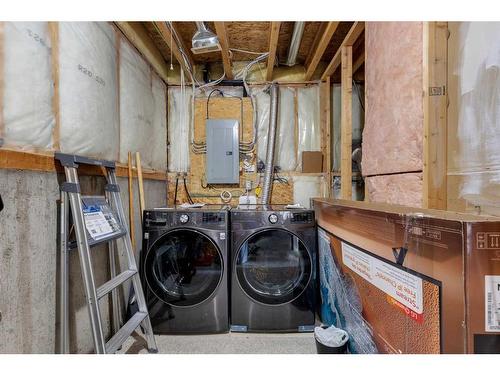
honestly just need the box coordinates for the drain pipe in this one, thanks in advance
[261,84,279,206]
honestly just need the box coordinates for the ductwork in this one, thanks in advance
[284,22,305,66]
[191,22,221,54]
[261,84,279,206]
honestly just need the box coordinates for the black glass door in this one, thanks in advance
[235,229,312,305]
[144,229,223,307]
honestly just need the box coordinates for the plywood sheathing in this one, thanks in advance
[166,96,294,206]
[362,22,424,177]
[365,173,423,208]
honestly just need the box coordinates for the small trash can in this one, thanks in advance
[314,325,349,354]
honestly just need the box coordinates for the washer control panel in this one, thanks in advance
[179,214,189,224]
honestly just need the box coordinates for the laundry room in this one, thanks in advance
[1,1,500,372]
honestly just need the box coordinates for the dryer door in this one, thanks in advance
[235,228,312,305]
[144,228,223,307]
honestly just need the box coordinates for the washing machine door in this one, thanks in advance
[144,228,223,307]
[235,228,312,305]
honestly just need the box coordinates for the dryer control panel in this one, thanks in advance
[144,209,228,231]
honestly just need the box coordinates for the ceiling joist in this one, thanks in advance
[266,22,281,82]
[214,22,233,80]
[304,21,340,81]
[115,22,170,82]
[352,52,365,74]
[152,21,195,76]
[321,22,365,80]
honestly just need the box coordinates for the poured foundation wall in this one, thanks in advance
[0,169,166,353]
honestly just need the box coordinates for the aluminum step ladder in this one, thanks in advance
[56,152,158,354]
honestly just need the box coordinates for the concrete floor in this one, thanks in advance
[119,331,317,354]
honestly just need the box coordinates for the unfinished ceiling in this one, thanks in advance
[140,21,365,81]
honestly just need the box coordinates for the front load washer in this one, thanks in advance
[230,205,317,332]
[141,205,229,334]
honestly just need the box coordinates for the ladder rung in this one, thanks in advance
[105,311,147,353]
[97,270,136,299]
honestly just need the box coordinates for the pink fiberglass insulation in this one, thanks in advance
[362,22,424,176]
[365,173,423,208]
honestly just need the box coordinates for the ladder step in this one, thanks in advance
[105,311,147,353]
[97,270,136,299]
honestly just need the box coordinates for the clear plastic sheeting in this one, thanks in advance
[2,22,54,150]
[292,175,325,208]
[297,85,321,168]
[119,39,167,170]
[59,22,119,160]
[276,87,296,171]
[168,87,192,172]
[195,86,244,98]
[318,228,378,354]
[448,22,500,212]
[332,84,364,173]
[250,86,271,164]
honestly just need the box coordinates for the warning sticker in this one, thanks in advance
[83,210,114,241]
[342,242,424,320]
[485,275,500,332]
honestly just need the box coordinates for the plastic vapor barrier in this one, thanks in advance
[59,22,119,160]
[318,228,378,354]
[251,86,271,165]
[332,84,364,173]
[297,85,321,168]
[276,86,296,171]
[292,175,325,209]
[2,22,55,150]
[119,39,167,170]
[449,22,500,215]
[168,87,192,172]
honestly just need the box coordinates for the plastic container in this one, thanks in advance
[314,326,349,354]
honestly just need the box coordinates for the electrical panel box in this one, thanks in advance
[206,119,239,184]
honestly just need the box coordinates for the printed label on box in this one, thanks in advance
[342,242,424,317]
[485,275,500,332]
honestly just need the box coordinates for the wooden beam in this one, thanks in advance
[321,76,332,197]
[214,22,233,80]
[152,21,195,77]
[115,22,170,82]
[321,22,364,80]
[352,51,365,74]
[423,22,448,210]
[266,22,281,82]
[340,46,353,200]
[305,22,339,81]
[0,149,167,181]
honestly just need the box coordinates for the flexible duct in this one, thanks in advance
[261,84,279,205]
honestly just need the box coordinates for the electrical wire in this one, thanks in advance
[173,176,179,206]
[183,175,194,204]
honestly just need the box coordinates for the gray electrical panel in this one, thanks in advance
[206,119,239,184]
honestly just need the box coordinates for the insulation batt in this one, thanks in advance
[58,22,119,160]
[365,173,423,208]
[119,39,167,170]
[362,22,424,176]
[3,22,55,150]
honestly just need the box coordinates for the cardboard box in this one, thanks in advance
[302,151,323,173]
[313,198,500,354]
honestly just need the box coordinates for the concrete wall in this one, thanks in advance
[0,169,166,353]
